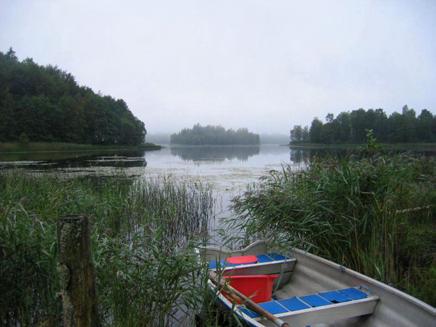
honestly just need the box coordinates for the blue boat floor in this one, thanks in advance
[239,287,369,319]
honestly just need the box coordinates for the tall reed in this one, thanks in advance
[229,153,435,306]
[0,173,215,326]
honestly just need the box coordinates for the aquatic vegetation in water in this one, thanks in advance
[0,173,215,326]
[229,153,436,306]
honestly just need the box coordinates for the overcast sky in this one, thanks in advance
[1,0,435,134]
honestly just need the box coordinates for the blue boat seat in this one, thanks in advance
[340,287,368,300]
[258,300,289,314]
[239,287,369,319]
[300,294,331,307]
[278,297,310,311]
[318,290,351,303]
[208,253,290,269]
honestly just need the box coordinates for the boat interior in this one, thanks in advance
[200,240,435,327]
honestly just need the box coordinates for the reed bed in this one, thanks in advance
[229,153,435,306]
[0,173,215,326]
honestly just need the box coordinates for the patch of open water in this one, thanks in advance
[0,145,314,244]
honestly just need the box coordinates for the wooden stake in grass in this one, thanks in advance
[57,215,100,327]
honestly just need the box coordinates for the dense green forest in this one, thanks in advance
[0,48,146,145]
[170,124,260,145]
[290,106,435,144]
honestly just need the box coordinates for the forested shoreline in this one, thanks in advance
[290,106,435,144]
[0,49,146,145]
[170,124,260,145]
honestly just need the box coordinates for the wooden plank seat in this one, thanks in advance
[208,253,290,269]
[238,287,379,325]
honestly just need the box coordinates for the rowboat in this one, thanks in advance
[198,240,435,327]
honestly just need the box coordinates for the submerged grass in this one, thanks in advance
[0,173,215,326]
[229,153,436,306]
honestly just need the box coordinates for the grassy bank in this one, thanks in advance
[0,142,162,153]
[289,142,436,151]
[229,153,436,306]
[0,173,214,326]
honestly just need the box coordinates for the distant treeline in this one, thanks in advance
[0,48,146,145]
[146,133,171,145]
[290,106,435,144]
[170,124,260,145]
[260,133,289,144]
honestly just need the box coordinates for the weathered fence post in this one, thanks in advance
[57,215,100,327]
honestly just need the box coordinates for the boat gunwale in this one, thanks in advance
[291,248,436,315]
[201,242,435,314]
[202,241,436,326]
[208,257,296,272]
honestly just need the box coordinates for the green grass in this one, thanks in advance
[228,152,436,306]
[0,142,161,153]
[0,173,214,326]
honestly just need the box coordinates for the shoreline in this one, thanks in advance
[288,142,436,151]
[0,142,162,154]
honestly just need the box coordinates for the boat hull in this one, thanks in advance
[201,241,436,327]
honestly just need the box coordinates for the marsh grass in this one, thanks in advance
[229,153,436,306]
[0,173,215,326]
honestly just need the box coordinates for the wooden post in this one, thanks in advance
[57,215,100,327]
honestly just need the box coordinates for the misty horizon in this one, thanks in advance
[1,0,435,135]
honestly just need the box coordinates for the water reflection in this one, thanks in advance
[290,149,310,164]
[170,145,260,162]
[0,146,347,173]
[0,149,147,171]
[289,148,350,164]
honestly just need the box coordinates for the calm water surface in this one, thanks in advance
[0,145,312,231]
[2,144,431,226]
[0,145,307,186]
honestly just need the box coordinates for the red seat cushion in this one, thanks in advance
[226,255,258,265]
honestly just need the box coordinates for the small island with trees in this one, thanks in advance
[170,124,260,145]
[0,48,159,152]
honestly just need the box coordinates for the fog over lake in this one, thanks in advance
[1,0,435,135]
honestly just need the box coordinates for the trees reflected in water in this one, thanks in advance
[0,150,147,171]
[289,148,349,164]
[170,146,344,164]
[170,146,260,162]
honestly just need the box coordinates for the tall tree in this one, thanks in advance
[309,118,324,143]
[290,125,303,142]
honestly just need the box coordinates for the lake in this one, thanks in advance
[1,144,432,240]
[1,144,435,325]
[0,145,311,233]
